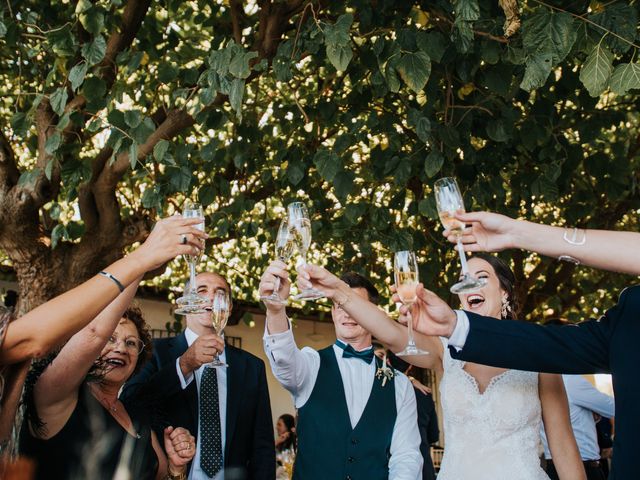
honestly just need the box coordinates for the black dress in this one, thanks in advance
[20,384,158,480]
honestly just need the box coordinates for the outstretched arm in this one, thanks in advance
[260,260,318,405]
[1,216,207,364]
[446,211,640,275]
[297,264,443,370]
[32,277,142,436]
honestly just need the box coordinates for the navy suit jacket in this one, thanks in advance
[121,333,275,480]
[450,285,640,480]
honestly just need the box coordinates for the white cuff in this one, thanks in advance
[176,357,194,389]
[447,310,470,352]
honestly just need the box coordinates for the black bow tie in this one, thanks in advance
[335,341,374,364]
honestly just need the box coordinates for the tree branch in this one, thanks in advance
[98,0,154,87]
[230,0,244,44]
[0,129,20,190]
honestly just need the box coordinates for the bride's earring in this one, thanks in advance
[501,297,510,319]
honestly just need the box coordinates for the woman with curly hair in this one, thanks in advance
[19,283,197,479]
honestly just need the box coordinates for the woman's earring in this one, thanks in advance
[501,298,509,319]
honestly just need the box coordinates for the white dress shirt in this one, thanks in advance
[541,374,615,460]
[263,324,423,480]
[176,328,227,480]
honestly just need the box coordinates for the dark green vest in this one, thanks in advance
[293,345,397,480]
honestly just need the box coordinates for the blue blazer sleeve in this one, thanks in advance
[449,286,635,374]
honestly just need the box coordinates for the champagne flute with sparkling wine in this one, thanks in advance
[208,289,230,368]
[175,202,208,315]
[287,202,325,301]
[434,177,487,294]
[394,250,429,356]
[260,218,296,305]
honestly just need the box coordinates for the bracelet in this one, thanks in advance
[563,227,586,246]
[98,271,125,293]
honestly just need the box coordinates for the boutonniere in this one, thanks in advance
[375,351,395,387]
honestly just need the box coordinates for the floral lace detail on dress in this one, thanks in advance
[437,337,550,480]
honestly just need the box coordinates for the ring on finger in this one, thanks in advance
[181,234,187,245]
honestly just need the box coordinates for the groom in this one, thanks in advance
[259,262,422,480]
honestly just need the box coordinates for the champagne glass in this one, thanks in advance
[260,218,296,305]
[175,202,208,315]
[207,289,230,368]
[434,177,487,294]
[288,202,325,301]
[394,250,429,356]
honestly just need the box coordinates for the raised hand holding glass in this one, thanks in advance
[208,289,230,368]
[394,250,429,357]
[260,218,296,305]
[175,202,208,315]
[287,202,325,301]
[434,177,487,294]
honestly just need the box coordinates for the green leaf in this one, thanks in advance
[81,34,107,65]
[45,132,62,155]
[609,63,640,96]
[397,51,431,93]
[75,0,92,14]
[129,142,138,169]
[424,150,444,178]
[324,14,354,71]
[158,63,179,83]
[520,52,553,91]
[124,109,142,128]
[10,112,29,137]
[0,19,7,38]
[45,159,55,180]
[522,9,576,64]
[486,119,510,142]
[287,161,305,186]
[198,184,216,207]
[17,168,42,188]
[80,9,104,35]
[326,43,353,72]
[313,149,340,181]
[333,171,355,199]
[68,62,87,91]
[416,117,431,143]
[82,77,107,103]
[416,31,447,63]
[452,19,474,53]
[454,0,480,22]
[51,224,68,249]
[229,50,259,79]
[50,87,68,116]
[579,43,613,97]
[229,78,245,117]
[141,185,162,209]
[153,139,170,162]
[589,4,637,54]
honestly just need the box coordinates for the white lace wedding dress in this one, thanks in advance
[437,338,550,480]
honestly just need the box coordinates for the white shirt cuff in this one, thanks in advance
[175,357,193,389]
[447,310,470,352]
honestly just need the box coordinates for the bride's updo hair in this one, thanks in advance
[471,253,520,320]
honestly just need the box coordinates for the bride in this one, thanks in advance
[294,254,586,480]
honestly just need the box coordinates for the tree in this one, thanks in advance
[0,0,639,322]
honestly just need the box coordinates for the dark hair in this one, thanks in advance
[339,272,380,305]
[470,253,520,319]
[121,306,153,375]
[277,414,297,452]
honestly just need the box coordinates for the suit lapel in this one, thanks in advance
[169,333,199,429]
[225,345,245,457]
